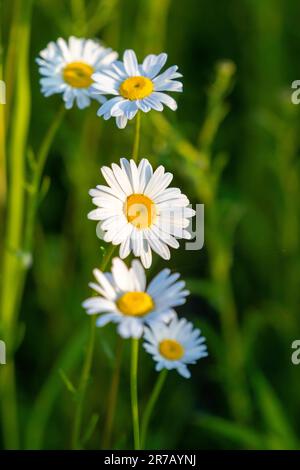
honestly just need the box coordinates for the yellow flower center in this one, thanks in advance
[159,339,185,360]
[119,76,153,100]
[117,292,154,317]
[63,61,94,88]
[125,194,156,229]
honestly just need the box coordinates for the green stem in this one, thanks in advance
[0,0,33,449]
[71,316,97,450]
[72,244,116,449]
[141,369,168,448]
[130,338,140,450]
[1,0,32,334]
[0,2,6,221]
[101,336,123,448]
[195,62,250,423]
[0,65,6,230]
[24,105,66,253]
[132,112,141,163]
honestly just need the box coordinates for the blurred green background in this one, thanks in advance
[1,0,300,450]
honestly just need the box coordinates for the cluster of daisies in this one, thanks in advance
[38,37,208,378]
[37,36,182,127]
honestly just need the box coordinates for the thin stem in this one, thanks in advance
[196,62,250,423]
[101,336,123,448]
[141,369,168,448]
[130,338,140,450]
[24,105,66,253]
[72,244,116,449]
[71,315,97,450]
[132,112,141,163]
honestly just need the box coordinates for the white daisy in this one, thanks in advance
[82,257,189,339]
[143,316,208,378]
[92,49,183,128]
[88,158,195,268]
[36,36,118,109]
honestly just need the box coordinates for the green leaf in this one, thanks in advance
[59,369,76,395]
[82,413,99,445]
[252,372,298,449]
[25,325,88,449]
[194,413,266,449]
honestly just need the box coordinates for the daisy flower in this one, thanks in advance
[92,49,183,128]
[82,257,189,339]
[88,158,195,268]
[36,36,118,109]
[143,317,208,378]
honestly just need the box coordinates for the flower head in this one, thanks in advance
[143,317,208,378]
[88,158,195,268]
[82,258,189,339]
[37,36,118,109]
[92,49,183,128]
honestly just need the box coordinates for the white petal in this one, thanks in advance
[130,259,146,291]
[177,365,191,379]
[112,257,133,291]
[101,166,127,199]
[116,114,128,129]
[119,236,131,259]
[151,92,178,111]
[144,165,165,197]
[137,159,153,193]
[142,53,167,78]
[145,230,170,260]
[97,97,124,117]
[123,49,140,76]
[93,268,116,298]
[140,240,152,269]
[96,313,118,327]
[112,162,133,195]
[82,297,116,314]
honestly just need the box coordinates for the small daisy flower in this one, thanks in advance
[92,49,183,128]
[143,317,208,378]
[88,158,195,268]
[36,36,118,109]
[82,257,189,339]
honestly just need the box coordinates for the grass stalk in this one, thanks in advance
[101,336,123,449]
[130,338,140,450]
[0,0,33,449]
[71,244,116,449]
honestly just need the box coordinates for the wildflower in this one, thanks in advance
[82,257,189,339]
[92,49,183,128]
[88,158,194,268]
[37,36,117,109]
[143,317,208,378]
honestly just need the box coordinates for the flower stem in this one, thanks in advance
[141,369,168,448]
[24,105,66,254]
[72,244,116,449]
[101,336,123,448]
[130,338,140,450]
[132,112,141,163]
